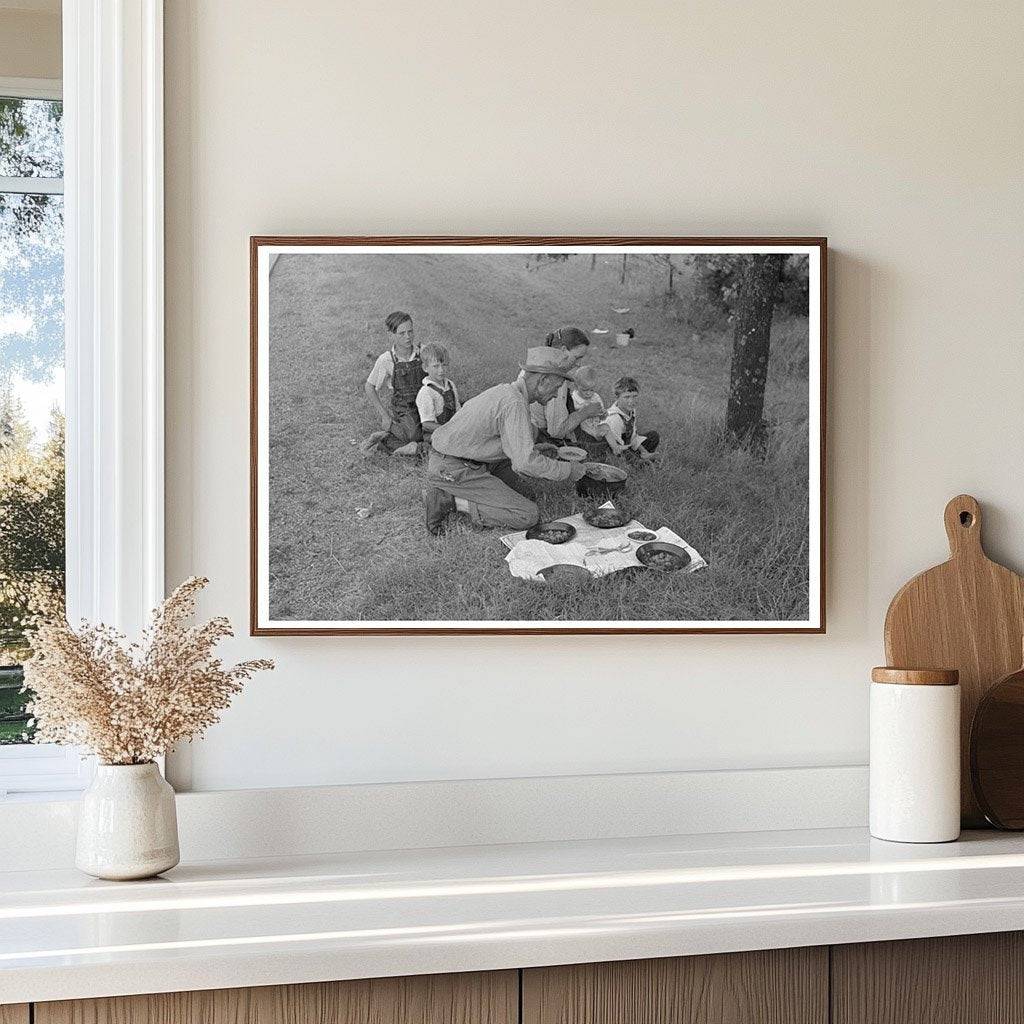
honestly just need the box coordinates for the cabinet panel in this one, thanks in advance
[36,970,517,1024]
[832,932,1024,1024]
[522,948,828,1024]
[0,1006,29,1024]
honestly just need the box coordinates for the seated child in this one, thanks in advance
[570,366,610,444]
[361,310,425,457]
[604,376,660,461]
[415,342,461,436]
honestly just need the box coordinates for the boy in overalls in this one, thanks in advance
[603,375,660,461]
[362,311,426,456]
[415,342,461,437]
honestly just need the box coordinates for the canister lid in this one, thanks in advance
[871,667,959,686]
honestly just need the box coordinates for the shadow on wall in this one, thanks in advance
[827,250,874,638]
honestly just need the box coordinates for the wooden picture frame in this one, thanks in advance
[251,236,827,635]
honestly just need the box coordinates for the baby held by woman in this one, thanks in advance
[570,366,610,446]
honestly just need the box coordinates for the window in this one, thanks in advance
[0,81,83,796]
[0,5,166,798]
[0,90,66,736]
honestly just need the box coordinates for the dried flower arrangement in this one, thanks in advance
[22,576,273,765]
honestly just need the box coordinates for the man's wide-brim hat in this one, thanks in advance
[520,346,575,380]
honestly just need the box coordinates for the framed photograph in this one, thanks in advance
[251,236,826,635]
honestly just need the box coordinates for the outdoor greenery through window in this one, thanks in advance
[0,94,65,745]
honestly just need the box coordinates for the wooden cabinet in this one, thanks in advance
[522,948,828,1024]
[24,932,1024,1024]
[832,932,1024,1024]
[34,971,517,1024]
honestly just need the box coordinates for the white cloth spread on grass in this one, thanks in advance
[501,503,707,581]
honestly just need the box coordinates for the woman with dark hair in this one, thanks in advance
[530,326,604,444]
[544,325,590,356]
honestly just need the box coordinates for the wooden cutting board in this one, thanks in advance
[884,494,1024,826]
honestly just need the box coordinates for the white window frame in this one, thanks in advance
[0,0,165,799]
[0,77,61,101]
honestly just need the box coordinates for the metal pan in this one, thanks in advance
[583,506,631,529]
[538,564,591,583]
[525,521,577,544]
[636,541,691,572]
[556,446,587,462]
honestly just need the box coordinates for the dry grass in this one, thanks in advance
[267,254,810,623]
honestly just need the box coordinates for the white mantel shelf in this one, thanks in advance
[4,827,1024,1004]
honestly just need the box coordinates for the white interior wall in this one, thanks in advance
[163,0,1024,792]
[0,5,61,80]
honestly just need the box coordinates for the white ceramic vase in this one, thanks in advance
[76,762,180,880]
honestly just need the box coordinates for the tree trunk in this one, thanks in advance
[668,261,675,295]
[620,254,627,284]
[726,254,784,447]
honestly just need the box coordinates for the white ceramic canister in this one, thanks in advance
[870,667,960,843]
[76,762,180,880]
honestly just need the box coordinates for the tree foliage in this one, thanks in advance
[685,252,809,318]
[0,97,62,179]
[0,395,65,666]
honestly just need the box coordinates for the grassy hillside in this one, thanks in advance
[267,253,810,622]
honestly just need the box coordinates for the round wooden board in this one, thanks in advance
[970,662,1024,829]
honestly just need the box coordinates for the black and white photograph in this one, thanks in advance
[251,238,825,634]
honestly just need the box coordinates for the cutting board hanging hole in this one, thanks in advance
[944,494,983,556]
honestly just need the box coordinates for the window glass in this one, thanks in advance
[0,98,63,178]
[0,97,65,746]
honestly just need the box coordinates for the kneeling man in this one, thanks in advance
[424,348,603,535]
